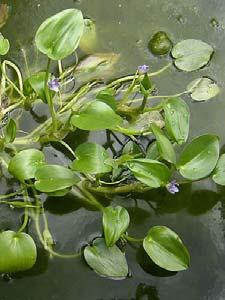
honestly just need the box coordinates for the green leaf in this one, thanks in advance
[128,111,164,133]
[164,97,190,144]
[0,33,9,55]
[35,9,84,60]
[127,159,171,188]
[146,141,159,160]
[96,88,117,110]
[71,142,112,174]
[212,154,225,185]
[187,77,220,101]
[172,39,213,71]
[34,164,80,193]
[143,226,190,271]
[84,238,128,279]
[103,206,130,247]
[70,101,122,131]
[28,72,52,103]
[8,149,46,182]
[5,118,17,143]
[177,134,220,180]
[0,231,37,273]
[79,18,98,54]
[151,123,176,164]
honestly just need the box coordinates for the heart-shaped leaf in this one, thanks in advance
[8,149,46,182]
[72,142,112,174]
[84,238,128,279]
[151,123,176,164]
[70,101,122,131]
[127,159,171,188]
[177,134,219,180]
[0,231,37,273]
[187,77,220,101]
[212,154,225,185]
[35,9,84,60]
[164,97,190,144]
[103,206,130,247]
[172,39,213,71]
[143,226,190,271]
[34,164,80,192]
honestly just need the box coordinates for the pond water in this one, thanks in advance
[1,0,225,299]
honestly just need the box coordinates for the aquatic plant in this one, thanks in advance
[0,8,223,279]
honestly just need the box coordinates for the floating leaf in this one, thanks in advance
[8,149,46,182]
[151,123,176,164]
[187,77,220,101]
[143,226,190,271]
[164,97,190,144]
[5,118,16,143]
[72,142,112,174]
[0,231,37,273]
[177,134,219,180]
[212,154,225,185]
[172,39,213,71]
[79,18,98,54]
[34,165,80,192]
[0,33,9,55]
[70,101,122,131]
[128,111,164,133]
[35,9,84,60]
[127,159,171,188]
[103,206,130,247]
[84,238,128,279]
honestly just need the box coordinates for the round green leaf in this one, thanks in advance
[172,39,213,71]
[71,142,112,174]
[84,238,128,279]
[35,9,84,60]
[212,154,225,185]
[103,206,130,247]
[143,226,190,271]
[70,101,122,131]
[127,159,171,188]
[0,231,37,273]
[177,134,219,180]
[151,123,176,164]
[8,149,46,182]
[0,33,9,55]
[164,97,190,144]
[187,77,220,101]
[34,164,80,192]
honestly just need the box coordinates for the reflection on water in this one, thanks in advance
[0,0,225,299]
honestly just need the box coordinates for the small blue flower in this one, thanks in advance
[166,180,179,194]
[48,78,60,92]
[138,64,149,74]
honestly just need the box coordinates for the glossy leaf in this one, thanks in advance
[143,226,190,271]
[0,231,37,273]
[177,134,219,180]
[96,88,117,110]
[28,71,52,103]
[5,118,16,143]
[84,238,128,279]
[187,77,220,101]
[70,101,122,130]
[0,33,9,55]
[103,206,130,247]
[127,159,171,188]
[72,142,112,174]
[34,165,80,192]
[79,18,97,54]
[212,154,225,185]
[164,97,190,144]
[172,39,213,71]
[151,123,176,164]
[35,9,84,60]
[146,141,159,160]
[8,149,46,182]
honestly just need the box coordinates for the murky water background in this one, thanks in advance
[0,0,225,299]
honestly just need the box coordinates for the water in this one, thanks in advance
[1,0,225,299]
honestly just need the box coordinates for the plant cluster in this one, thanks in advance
[0,8,223,279]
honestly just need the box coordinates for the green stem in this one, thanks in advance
[0,189,24,200]
[132,91,187,104]
[59,140,76,158]
[125,235,143,243]
[17,187,30,233]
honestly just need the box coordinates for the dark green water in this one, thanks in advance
[1,0,225,299]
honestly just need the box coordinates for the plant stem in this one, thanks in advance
[17,187,30,233]
[0,189,24,200]
[125,235,143,243]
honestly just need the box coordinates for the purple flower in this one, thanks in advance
[48,78,60,92]
[138,64,149,74]
[166,180,179,194]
